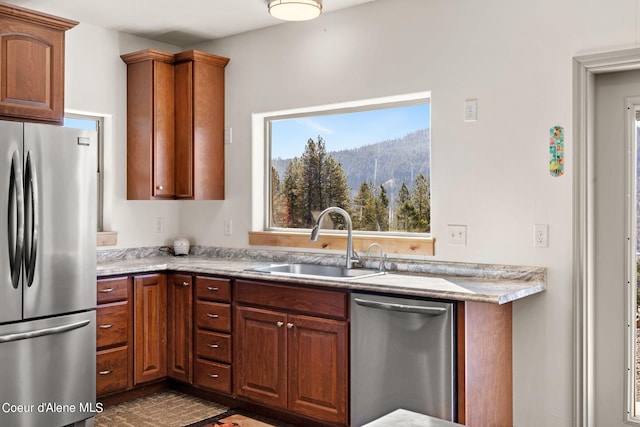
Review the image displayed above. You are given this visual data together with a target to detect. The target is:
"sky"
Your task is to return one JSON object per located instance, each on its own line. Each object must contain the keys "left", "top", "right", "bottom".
{"left": 271, "top": 103, "right": 430, "bottom": 159}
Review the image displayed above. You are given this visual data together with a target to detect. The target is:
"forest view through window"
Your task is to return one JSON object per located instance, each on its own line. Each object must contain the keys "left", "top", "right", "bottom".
{"left": 268, "top": 99, "right": 430, "bottom": 234}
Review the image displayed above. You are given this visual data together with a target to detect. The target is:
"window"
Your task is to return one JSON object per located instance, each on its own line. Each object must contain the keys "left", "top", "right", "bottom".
{"left": 266, "top": 95, "right": 430, "bottom": 236}
{"left": 63, "top": 114, "right": 104, "bottom": 232}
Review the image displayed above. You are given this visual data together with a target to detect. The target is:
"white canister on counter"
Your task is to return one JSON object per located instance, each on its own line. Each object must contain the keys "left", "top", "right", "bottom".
{"left": 173, "top": 237, "right": 190, "bottom": 256}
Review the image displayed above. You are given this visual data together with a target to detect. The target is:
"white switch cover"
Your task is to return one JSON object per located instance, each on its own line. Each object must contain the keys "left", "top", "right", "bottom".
{"left": 224, "top": 219, "right": 233, "bottom": 236}
{"left": 224, "top": 127, "right": 232, "bottom": 144}
{"left": 464, "top": 99, "right": 477, "bottom": 122}
{"left": 448, "top": 224, "right": 467, "bottom": 245}
{"left": 155, "top": 217, "right": 164, "bottom": 234}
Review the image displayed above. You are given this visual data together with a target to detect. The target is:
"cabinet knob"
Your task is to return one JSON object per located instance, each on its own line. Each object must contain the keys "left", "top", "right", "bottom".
{"left": 276, "top": 321, "right": 284, "bottom": 327}
{"left": 181, "top": 281, "right": 190, "bottom": 287}
{"left": 287, "top": 323, "right": 294, "bottom": 329}
{"left": 157, "top": 185, "right": 164, "bottom": 190}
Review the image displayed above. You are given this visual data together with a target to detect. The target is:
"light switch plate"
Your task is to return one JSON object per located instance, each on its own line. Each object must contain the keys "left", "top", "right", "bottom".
{"left": 448, "top": 224, "right": 467, "bottom": 245}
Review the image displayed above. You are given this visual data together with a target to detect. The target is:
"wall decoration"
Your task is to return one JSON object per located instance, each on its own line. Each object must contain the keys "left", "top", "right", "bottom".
{"left": 549, "top": 125, "right": 564, "bottom": 177}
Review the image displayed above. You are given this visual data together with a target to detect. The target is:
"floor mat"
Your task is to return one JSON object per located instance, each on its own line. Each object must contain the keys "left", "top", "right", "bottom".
{"left": 183, "top": 408, "right": 298, "bottom": 427}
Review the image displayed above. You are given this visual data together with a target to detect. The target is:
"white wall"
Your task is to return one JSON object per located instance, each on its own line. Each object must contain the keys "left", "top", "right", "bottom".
{"left": 60, "top": 0, "right": 640, "bottom": 425}
{"left": 64, "top": 23, "right": 183, "bottom": 248}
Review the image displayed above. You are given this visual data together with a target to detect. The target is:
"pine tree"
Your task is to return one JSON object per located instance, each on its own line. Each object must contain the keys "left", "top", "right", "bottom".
{"left": 282, "top": 157, "right": 305, "bottom": 227}
{"left": 375, "top": 184, "right": 389, "bottom": 231}
{"left": 411, "top": 173, "right": 430, "bottom": 232}
{"left": 394, "top": 182, "right": 414, "bottom": 231}
{"left": 353, "top": 181, "right": 376, "bottom": 230}
{"left": 270, "top": 166, "right": 287, "bottom": 227}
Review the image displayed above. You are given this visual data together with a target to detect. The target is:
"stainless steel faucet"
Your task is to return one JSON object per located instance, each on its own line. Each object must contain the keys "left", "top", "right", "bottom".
{"left": 310, "top": 206, "right": 359, "bottom": 269}
{"left": 366, "top": 242, "right": 386, "bottom": 272}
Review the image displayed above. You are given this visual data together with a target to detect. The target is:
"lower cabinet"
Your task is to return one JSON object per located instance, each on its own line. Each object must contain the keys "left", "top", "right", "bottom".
{"left": 167, "top": 273, "right": 193, "bottom": 383}
{"left": 133, "top": 273, "right": 168, "bottom": 384}
{"left": 96, "top": 276, "right": 133, "bottom": 397}
{"left": 234, "top": 280, "right": 349, "bottom": 425}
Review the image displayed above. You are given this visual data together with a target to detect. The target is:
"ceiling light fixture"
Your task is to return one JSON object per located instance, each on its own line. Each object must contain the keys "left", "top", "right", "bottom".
{"left": 268, "top": 0, "right": 323, "bottom": 21}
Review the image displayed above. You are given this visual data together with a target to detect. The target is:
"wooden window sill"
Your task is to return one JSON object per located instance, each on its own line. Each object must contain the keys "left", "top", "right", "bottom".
{"left": 97, "top": 231, "right": 118, "bottom": 247}
{"left": 248, "top": 231, "right": 435, "bottom": 256}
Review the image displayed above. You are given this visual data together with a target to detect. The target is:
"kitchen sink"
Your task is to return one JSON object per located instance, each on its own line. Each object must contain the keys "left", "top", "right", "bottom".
{"left": 248, "top": 263, "right": 386, "bottom": 280}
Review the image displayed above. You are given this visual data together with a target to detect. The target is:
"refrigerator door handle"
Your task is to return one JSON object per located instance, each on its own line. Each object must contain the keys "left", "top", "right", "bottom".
{"left": 8, "top": 150, "right": 24, "bottom": 289}
{"left": 23, "top": 151, "right": 38, "bottom": 287}
{"left": 0, "top": 319, "right": 91, "bottom": 343}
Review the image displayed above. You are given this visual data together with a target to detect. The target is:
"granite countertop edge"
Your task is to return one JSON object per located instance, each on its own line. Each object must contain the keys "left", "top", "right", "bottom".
{"left": 96, "top": 250, "right": 546, "bottom": 305}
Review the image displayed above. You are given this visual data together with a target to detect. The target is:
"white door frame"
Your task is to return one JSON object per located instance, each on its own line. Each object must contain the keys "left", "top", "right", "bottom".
{"left": 573, "top": 47, "right": 640, "bottom": 427}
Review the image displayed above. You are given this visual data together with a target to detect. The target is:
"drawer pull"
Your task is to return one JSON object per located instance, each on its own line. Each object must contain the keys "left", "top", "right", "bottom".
{"left": 208, "top": 373, "right": 219, "bottom": 379}
{"left": 98, "top": 324, "right": 113, "bottom": 329}
{"left": 206, "top": 313, "right": 219, "bottom": 318}
{"left": 98, "top": 288, "right": 114, "bottom": 293}
{"left": 207, "top": 286, "right": 219, "bottom": 292}
{"left": 99, "top": 370, "right": 112, "bottom": 375}
{"left": 276, "top": 321, "right": 284, "bottom": 327}
{"left": 207, "top": 343, "right": 219, "bottom": 348}
{"left": 182, "top": 281, "right": 190, "bottom": 287}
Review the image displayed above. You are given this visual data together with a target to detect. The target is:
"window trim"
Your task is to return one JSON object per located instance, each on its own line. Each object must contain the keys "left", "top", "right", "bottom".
{"left": 250, "top": 91, "right": 435, "bottom": 256}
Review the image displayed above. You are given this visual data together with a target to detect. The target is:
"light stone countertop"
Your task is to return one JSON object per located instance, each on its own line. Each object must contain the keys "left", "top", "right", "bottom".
{"left": 362, "top": 409, "right": 464, "bottom": 427}
{"left": 96, "top": 248, "right": 546, "bottom": 305}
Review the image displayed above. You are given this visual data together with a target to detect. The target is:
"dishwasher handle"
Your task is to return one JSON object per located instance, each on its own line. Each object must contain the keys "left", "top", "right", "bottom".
{"left": 354, "top": 297, "right": 448, "bottom": 316}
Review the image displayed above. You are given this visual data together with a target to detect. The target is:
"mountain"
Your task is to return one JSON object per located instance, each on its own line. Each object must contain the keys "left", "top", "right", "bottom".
{"left": 272, "top": 129, "right": 430, "bottom": 201}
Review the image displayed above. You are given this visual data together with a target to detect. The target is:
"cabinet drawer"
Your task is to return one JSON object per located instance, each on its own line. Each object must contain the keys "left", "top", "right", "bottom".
{"left": 196, "top": 330, "right": 231, "bottom": 363}
{"left": 235, "top": 280, "right": 348, "bottom": 319}
{"left": 97, "top": 277, "right": 129, "bottom": 304}
{"left": 96, "top": 346, "right": 129, "bottom": 396}
{"left": 96, "top": 303, "right": 129, "bottom": 349}
{"left": 195, "top": 301, "right": 231, "bottom": 332}
{"left": 194, "top": 359, "right": 231, "bottom": 394}
{"left": 195, "top": 276, "right": 231, "bottom": 302}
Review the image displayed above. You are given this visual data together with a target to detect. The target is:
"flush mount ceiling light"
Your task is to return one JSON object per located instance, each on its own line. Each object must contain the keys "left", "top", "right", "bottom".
{"left": 268, "top": 0, "right": 323, "bottom": 21}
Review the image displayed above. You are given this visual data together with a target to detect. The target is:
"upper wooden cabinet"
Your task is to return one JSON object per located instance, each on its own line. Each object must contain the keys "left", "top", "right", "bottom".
{"left": 0, "top": 3, "right": 77, "bottom": 125}
{"left": 121, "top": 49, "right": 229, "bottom": 200}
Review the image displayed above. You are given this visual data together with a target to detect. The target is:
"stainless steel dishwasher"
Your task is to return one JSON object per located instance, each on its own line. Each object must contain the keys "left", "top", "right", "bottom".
{"left": 350, "top": 292, "right": 455, "bottom": 427}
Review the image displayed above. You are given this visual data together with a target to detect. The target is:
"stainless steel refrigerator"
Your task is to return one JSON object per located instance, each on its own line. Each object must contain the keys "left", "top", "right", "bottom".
{"left": 0, "top": 121, "right": 97, "bottom": 427}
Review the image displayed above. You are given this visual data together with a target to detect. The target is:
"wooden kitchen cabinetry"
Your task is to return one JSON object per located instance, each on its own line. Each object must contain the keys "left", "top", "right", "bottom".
{"left": 167, "top": 273, "right": 193, "bottom": 383}
{"left": 193, "top": 276, "right": 233, "bottom": 394}
{"left": 121, "top": 50, "right": 175, "bottom": 200}
{"left": 0, "top": 4, "right": 77, "bottom": 124}
{"left": 134, "top": 273, "right": 167, "bottom": 384}
{"left": 174, "top": 50, "right": 229, "bottom": 200}
{"left": 121, "top": 49, "right": 229, "bottom": 200}
{"left": 234, "top": 280, "right": 348, "bottom": 426}
{"left": 457, "top": 300, "right": 513, "bottom": 427}
{"left": 96, "top": 276, "right": 133, "bottom": 397}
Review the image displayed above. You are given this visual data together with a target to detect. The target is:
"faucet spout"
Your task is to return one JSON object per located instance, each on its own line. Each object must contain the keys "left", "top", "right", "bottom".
{"left": 310, "top": 206, "right": 358, "bottom": 269}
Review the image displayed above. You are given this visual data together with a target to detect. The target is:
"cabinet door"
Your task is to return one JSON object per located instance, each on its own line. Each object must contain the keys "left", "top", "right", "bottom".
{"left": 134, "top": 273, "right": 167, "bottom": 384}
{"left": 235, "top": 306, "right": 287, "bottom": 409}
{"left": 0, "top": 12, "right": 74, "bottom": 124}
{"left": 288, "top": 314, "right": 348, "bottom": 425}
{"left": 167, "top": 274, "right": 193, "bottom": 383}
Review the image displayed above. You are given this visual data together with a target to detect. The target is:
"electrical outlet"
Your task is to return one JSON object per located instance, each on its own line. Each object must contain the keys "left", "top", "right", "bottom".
{"left": 155, "top": 217, "right": 164, "bottom": 234}
{"left": 534, "top": 224, "right": 549, "bottom": 248}
{"left": 448, "top": 224, "right": 467, "bottom": 245}
{"left": 224, "top": 219, "right": 233, "bottom": 236}
{"left": 464, "top": 99, "right": 477, "bottom": 122}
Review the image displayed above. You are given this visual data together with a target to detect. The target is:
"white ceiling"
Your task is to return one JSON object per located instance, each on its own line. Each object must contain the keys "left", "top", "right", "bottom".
{"left": 6, "top": 0, "right": 376, "bottom": 46}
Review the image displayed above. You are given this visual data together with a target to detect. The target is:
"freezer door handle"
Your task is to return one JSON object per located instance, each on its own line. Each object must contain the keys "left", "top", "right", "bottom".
{"left": 8, "top": 150, "right": 24, "bottom": 290}
{"left": 354, "top": 298, "right": 448, "bottom": 316}
{"left": 23, "top": 151, "right": 38, "bottom": 287}
{"left": 0, "top": 319, "right": 91, "bottom": 343}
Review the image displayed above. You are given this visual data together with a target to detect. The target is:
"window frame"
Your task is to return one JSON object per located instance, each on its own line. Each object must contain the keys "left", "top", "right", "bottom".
{"left": 250, "top": 92, "right": 435, "bottom": 256}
